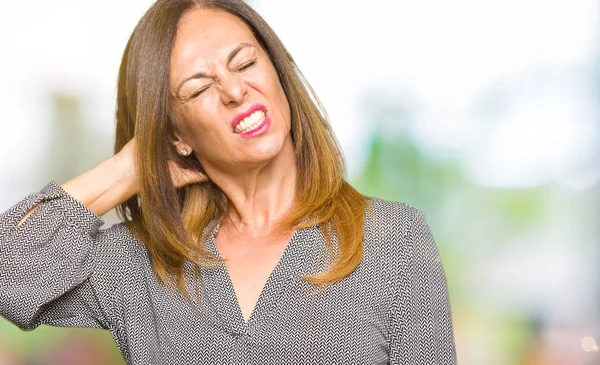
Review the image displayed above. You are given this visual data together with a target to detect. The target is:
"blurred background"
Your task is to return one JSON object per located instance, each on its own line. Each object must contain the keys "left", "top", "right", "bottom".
{"left": 0, "top": 0, "right": 598, "bottom": 364}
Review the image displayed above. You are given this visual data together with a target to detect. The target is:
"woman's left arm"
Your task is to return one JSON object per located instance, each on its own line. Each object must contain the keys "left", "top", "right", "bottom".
{"left": 388, "top": 211, "right": 457, "bottom": 364}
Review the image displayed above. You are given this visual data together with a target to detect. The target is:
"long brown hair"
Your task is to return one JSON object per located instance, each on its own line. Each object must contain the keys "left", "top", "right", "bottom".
{"left": 114, "top": 0, "right": 367, "bottom": 295}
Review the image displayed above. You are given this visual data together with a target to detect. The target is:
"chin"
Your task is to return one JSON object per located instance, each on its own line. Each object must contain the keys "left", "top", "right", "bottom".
{"left": 246, "top": 134, "right": 290, "bottom": 163}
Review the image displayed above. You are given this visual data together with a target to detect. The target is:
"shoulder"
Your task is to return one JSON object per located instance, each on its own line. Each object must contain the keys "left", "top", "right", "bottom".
{"left": 361, "top": 197, "right": 432, "bottom": 263}
{"left": 364, "top": 197, "right": 426, "bottom": 239}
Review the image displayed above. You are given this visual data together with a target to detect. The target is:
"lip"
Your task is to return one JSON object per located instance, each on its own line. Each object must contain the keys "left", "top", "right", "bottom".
{"left": 231, "top": 103, "right": 268, "bottom": 131}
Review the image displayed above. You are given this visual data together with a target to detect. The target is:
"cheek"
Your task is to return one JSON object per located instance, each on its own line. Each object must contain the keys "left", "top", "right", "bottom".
{"left": 267, "top": 70, "right": 287, "bottom": 101}
{"left": 264, "top": 68, "right": 290, "bottom": 115}
{"left": 273, "top": 81, "right": 291, "bottom": 127}
{"left": 249, "top": 69, "right": 290, "bottom": 121}
{"left": 172, "top": 109, "right": 207, "bottom": 145}
{"left": 248, "top": 61, "right": 282, "bottom": 95}
{"left": 181, "top": 97, "right": 219, "bottom": 130}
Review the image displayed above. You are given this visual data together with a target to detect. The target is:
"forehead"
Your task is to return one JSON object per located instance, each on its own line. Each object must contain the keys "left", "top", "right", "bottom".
{"left": 172, "top": 8, "right": 257, "bottom": 68}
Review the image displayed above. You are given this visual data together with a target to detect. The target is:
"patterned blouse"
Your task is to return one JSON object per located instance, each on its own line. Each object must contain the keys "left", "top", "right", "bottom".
{"left": 0, "top": 182, "right": 456, "bottom": 364}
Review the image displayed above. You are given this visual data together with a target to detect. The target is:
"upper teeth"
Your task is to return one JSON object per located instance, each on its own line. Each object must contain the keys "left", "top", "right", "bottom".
{"left": 235, "top": 110, "right": 266, "bottom": 133}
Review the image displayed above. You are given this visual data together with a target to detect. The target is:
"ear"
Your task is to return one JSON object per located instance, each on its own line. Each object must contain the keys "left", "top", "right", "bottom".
{"left": 171, "top": 131, "right": 193, "bottom": 157}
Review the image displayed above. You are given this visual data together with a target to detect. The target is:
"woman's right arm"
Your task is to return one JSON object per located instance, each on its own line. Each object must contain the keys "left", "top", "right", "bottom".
{"left": 17, "top": 139, "right": 138, "bottom": 227}
{"left": 1, "top": 138, "right": 207, "bottom": 331}
{"left": 60, "top": 152, "right": 138, "bottom": 217}
{"left": 18, "top": 137, "right": 207, "bottom": 226}
{"left": 0, "top": 180, "right": 114, "bottom": 330}
{"left": 0, "top": 140, "right": 137, "bottom": 330}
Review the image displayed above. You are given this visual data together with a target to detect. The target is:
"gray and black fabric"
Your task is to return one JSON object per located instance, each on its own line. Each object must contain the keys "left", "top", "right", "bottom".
{"left": 0, "top": 182, "right": 456, "bottom": 364}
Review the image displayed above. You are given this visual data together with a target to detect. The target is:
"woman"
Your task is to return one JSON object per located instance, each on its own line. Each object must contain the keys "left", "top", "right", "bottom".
{"left": 0, "top": 0, "right": 456, "bottom": 364}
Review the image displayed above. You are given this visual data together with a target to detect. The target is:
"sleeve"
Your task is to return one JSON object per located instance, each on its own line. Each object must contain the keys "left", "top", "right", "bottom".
{"left": 388, "top": 210, "right": 457, "bottom": 364}
{"left": 0, "top": 181, "right": 110, "bottom": 331}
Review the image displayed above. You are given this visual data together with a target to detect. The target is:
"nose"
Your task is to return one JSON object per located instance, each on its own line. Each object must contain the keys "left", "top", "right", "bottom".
{"left": 218, "top": 74, "right": 248, "bottom": 106}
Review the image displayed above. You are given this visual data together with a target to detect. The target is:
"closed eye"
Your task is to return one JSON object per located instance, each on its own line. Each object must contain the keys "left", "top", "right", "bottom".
{"left": 189, "top": 85, "right": 210, "bottom": 99}
{"left": 236, "top": 61, "right": 256, "bottom": 72}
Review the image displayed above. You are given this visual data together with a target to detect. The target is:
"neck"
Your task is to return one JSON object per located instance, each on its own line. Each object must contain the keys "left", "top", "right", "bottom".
{"left": 204, "top": 136, "right": 297, "bottom": 237}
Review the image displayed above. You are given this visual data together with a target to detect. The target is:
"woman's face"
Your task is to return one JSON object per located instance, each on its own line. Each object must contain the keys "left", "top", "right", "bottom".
{"left": 169, "top": 8, "right": 292, "bottom": 175}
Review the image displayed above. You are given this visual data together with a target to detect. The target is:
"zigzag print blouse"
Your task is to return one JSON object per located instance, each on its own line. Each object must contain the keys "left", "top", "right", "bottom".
{"left": 0, "top": 182, "right": 456, "bottom": 364}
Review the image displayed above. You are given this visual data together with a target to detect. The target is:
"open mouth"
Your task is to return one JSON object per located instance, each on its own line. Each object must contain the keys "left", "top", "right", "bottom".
{"left": 231, "top": 103, "right": 270, "bottom": 137}
{"left": 233, "top": 109, "right": 267, "bottom": 134}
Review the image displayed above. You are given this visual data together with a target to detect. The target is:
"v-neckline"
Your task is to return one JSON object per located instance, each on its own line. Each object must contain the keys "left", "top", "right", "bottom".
{"left": 200, "top": 223, "right": 317, "bottom": 336}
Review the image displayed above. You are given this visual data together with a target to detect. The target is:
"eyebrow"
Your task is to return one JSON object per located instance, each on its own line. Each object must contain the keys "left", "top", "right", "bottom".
{"left": 175, "top": 42, "right": 255, "bottom": 96}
